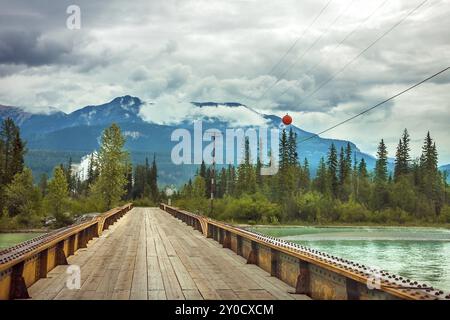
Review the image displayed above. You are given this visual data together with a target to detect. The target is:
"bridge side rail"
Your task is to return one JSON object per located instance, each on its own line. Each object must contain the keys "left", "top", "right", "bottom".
{"left": 0, "top": 203, "right": 133, "bottom": 300}
{"left": 160, "top": 203, "right": 448, "bottom": 301}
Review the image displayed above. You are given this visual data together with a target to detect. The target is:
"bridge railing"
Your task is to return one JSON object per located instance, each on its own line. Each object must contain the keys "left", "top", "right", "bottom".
{"left": 0, "top": 203, "right": 133, "bottom": 300}
{"left": 160, "top": 203, "right": 449, "bottom": 300}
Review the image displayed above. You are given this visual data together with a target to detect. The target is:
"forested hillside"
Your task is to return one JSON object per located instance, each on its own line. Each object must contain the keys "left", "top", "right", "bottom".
{"left": 175, "top": 128, "right": 450, "bottom": 225}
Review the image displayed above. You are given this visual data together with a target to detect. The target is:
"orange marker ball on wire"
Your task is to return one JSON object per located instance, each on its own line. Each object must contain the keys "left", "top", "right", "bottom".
{"left": 282, "top": 113, "right": 292, "bottom": 125}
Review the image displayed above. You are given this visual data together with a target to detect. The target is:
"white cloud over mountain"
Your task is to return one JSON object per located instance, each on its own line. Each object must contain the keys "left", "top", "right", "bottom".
{"left": 0, "top": 0, "right": 449, "bottom": 162}
{"left": 139, "top": 96, "right": 269, "bottom": 127}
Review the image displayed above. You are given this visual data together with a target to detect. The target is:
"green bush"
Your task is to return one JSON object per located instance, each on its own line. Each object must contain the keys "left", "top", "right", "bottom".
{"left": 381, "top": 207, "right": 411, "bottom": 224}
{"left": 214, "top": 193, "right": 280, "bottom": 223}
{"left": 133, "top": 197, "right": 157, "bottom": 207}
{"left": 438, "top": 206, "right": 450, "bottom": 223}
{"left": 0, "top": 209, "right": 20, "bottom": 230}
{"left": 293, "top": 192, "right": 336, "bottom": 223}
{"left": 174, "top": 196, "right": 210, "bottom": 216}
{"left": 335, "top": 201, "right": 371, "bottom": 222}
{"left": 4, "top": 169, "right": 44, "bottom": 227}
{"left": 413, "top": 194, "right": 435, "bottom": 220}
{"left": 389, "top": 176, "right": 417, "bottom": 213}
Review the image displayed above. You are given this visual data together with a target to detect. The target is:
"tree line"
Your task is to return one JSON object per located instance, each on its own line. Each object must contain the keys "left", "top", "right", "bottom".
{"left": 175, "top": 128, "right": 450, "bottom": 225}
{"left": 0, "top": 119, "right": 160, "bottom": 229}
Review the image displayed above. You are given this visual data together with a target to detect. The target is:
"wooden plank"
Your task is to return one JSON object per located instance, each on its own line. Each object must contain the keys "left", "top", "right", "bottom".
{"left": 28, "top": 207, "right": 310, "bottom": 301}
{"left": 130, "top": 210, "right": 148, "bottom": 300}
{"left": 159, "top": 256, "right": 184, "bottom": 300}
{"left": 169, "top": 256, "right": 198, "bottom": 291}
{"left": 173, "top": 249, "right": 221, "bottom": 299}
{"left": 216, "top": 289, "right": 239, "bottom": 300}
{"left": 183, "top": 289, "right": 203, "bottom": 300}
{"left": 112, "top": 290, "right": 130, "bottom": 300}
{"left": 92, "top": 215, "right": 135, "bottom": 299}
{"left": 148, "top": 290, "right": 167, "bottom": 300}
{"left": 147, "top": 256, "right": 164, "bottom": 291}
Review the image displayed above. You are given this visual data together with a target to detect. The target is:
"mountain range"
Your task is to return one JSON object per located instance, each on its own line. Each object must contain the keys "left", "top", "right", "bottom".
{"left": 1, "top": 95, "right": 448, "bottom": 186}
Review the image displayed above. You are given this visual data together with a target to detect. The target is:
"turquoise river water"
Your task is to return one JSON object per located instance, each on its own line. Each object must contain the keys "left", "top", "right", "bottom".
{"left": 251, "top": 226, "right": 450, "bottom": 292}
{"left": 0, "top": 233, "right": 43, "bottom": 250}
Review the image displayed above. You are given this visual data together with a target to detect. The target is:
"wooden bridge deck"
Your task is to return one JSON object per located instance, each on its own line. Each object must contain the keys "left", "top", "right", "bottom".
{"left": 28, "top": 208, "right": 309, "bottom": 300}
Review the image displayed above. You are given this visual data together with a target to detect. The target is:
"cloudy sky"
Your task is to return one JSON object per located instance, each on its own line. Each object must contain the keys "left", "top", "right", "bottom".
{"left": 0, "top": 0, "right": 449, "bottom": 163}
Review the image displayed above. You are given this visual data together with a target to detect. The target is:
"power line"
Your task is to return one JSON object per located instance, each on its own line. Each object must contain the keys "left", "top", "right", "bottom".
{"left": 257, "top": 0, "right": 334, "bottom": 97}
{"left": 302, "top": 0, "right": 389, "bottom": 87}
{"left": 258, "top": 0, "right": 356, "bottom": 102}
{"left": 298, "top": 66, "right": 450, "bottom": 144}
{"left": 298, "top": 0, "right": 429, "bottom": 105}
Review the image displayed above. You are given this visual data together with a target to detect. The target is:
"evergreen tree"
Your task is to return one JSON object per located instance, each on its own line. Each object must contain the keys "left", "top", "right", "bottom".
{"left": 401, "top": 128, "right": 411, "bottom": 170}
{"left": 0, "top": 118, "right": 15, "bottom": 184}
{"left": 287, "top": 128, "right": 298, "bottom": 165}
{"left": 87, "top": 153, "right": 99, "bottom": 186}
{"left": 394, "top": 129, "right": 411, "bottom": 181}
{"left": 338, "top": 143, "right": 353, "bottom": 201}
{"left": 394, "top": 138, "right": 403, "bottom": 181}
{"left": 10, "top": 129, "right": 25, "bottom": 177}
{"left": 420, "top": 132, "right": 438, "bottom": 173}
{"left": 144, "top": 157, "right": 151, "bottom": 197}
{"left": 236, "top": 137, "right": 256, "bottom": 195}
{"left": 374, "top": 139, "right": 388, "bottom": 183}
{"left": 65, "top": 157, "right": 75, "bottom": 196}
{"left": 205, "top": 167, "right": 212, "bottom": 198}
{"left": 192, "top": 175, "right": 206, "bottom": 198}
{"left": 355, "top": 158, "right": 370, "bottom": 205}
{"left": 0, "top": 118, "right": 25, "bottom": 185}
{"left": 419, "top": 132, "right": 442, "bottom": 214}
{"left": 131, "top": 156, "right": 159, "bottom": 201}
{"left": 338, "top": 146, "right": 346, "bottom": 185}
{"left": 278, "top": 129, "right": 298, "bottom": 199}
{"left": 345, "top": 143, "right": 352, "bottom": 173}
{"left": 124, "top": 162, "right": 133, "bottom": 200}
{"left": 218, "top": 167, "right": 227, "bottom": 198}
{"left": 149, "top": 154, "right": 159, "bottom": 202}
{"left": 39, "top": 173, "right": 48, "bottom": 196}
{"left": 132, "top": 164, "right": 146, "bottom": 198}
{"left": 327, "top": 143, "right": 339, "bottom": 198}
{"left": 351, "top": 154, "right": 358, "bottom": 198}
{"left": 256, "top": 146, "right": 263, "bottom": 188}
{"left": 183, "top": 179, "right": 193, "bottom": 197}
{"left": 5, "top": 168, "right": 41, "bottom": 223}
{"left": 279, "top": 129, "right": 289, "bottom": 170}
{"left": 91, "top": 123, "right": 129, "bottom": 209}
{"left": 199, "top": 160, "right": 207, "bottom": 179}
{"left": 299, "top": 158, "right": 310, "bottom": 190}
{"left": 74, "top": 175, "right": 85, "bottom": 197}
{"left": 46, "top": 166, "right": 70, "bottom": 226}
{"left": 314, "top": 157, "right": 329, "bottom": 195}
{"left": 358, "top": 158, "right": 368, "bottom": 178}
{"left": 0, "top": 137, "right": 3, "bottom": 181}
{"left": 373, "top": 139, "right": 389, "bottom": 209}
{"left": 226, "top": 164, "right": 236, "bottom": 196}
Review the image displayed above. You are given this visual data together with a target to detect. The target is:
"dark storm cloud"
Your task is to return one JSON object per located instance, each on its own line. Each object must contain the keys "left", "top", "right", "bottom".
{"left": 0, "top": 30, "right": 72, "bottom": 66}
{"left": 0, "top": 0, "right": 448, "bottom": 162}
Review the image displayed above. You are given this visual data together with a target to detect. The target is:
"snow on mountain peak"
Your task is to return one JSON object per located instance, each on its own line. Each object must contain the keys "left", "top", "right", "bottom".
{"left": 138, "top": 96, "right": 268, "bottom": 127}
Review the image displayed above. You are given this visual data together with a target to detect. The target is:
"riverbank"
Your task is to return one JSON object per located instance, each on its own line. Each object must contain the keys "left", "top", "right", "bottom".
{"left": 237, "top": 221, "right": 450, "bottom": 229}
{"left": 0, "top": 232, "right": 45, "bottom": 250}
{"left": 0, "top": 228, "right": 49, "bottom": 234}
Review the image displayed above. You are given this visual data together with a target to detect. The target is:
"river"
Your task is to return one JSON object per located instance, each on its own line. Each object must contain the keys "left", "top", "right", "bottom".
{"left": 0, "top": 233, "right": 44, "bottom": 250}
{"left": 251, "top": 225, "right": 450, "bottom": 292}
